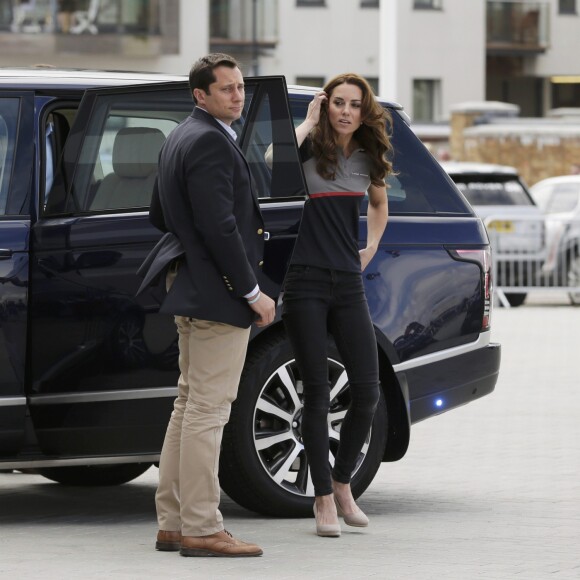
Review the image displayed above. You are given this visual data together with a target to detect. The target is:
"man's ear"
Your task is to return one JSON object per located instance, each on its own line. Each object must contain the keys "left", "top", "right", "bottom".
{"left": 193, "top": 88, "right": 205, "bottom": 106}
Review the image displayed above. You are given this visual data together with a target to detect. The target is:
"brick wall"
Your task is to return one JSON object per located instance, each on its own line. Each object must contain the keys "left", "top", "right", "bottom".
{"left": 450, "top": 103, "right": 580, "bottom": 186}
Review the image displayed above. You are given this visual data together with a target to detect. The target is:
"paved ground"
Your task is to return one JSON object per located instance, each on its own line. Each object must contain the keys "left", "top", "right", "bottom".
{"left": 1, "top": 293, "right": 579, "bottom": 579}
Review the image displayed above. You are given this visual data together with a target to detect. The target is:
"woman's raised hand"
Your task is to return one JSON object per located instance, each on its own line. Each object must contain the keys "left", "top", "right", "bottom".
{"left": 295, "top": 91, "right": 327, "bottom": 146}
{"left": 305, "top": 91, "right": 327, "bottom": 127}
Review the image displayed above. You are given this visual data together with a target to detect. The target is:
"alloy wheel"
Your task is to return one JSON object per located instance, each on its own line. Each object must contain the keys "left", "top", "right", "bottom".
{"left": 252, "top": 357, "right": 369, "bottom": 497}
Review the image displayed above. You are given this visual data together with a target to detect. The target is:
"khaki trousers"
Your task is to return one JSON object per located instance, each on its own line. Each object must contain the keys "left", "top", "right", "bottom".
{"left": 155, "top": 272, "right": 250, "bottom": 535}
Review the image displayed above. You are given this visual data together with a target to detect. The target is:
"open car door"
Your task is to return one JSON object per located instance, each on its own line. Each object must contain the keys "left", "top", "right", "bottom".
{"left": 27, "top": 77, "right": 305, "bottom": 462}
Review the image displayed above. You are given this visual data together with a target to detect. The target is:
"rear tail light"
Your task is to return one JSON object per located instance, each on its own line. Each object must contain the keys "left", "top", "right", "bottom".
{"left": 449, "top": 248, "right": 492, "bottom": 331}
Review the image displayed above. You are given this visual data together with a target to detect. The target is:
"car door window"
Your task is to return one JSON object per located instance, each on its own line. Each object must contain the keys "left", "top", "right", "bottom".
{"left": 529, "top": 183, "right": 551, "bottom": 210}
{"left": 44, "top": 88, "right": 192, "bottom": 216}
{"left": 239, "top": 81, "right": 307, "bottom": 200}
{"left": 42, "top": 107, "right": 77, "bottom": 206}
{"left": 0, "top": 98, "right": 19, "bottom": 214}
{"left": 87, "top": 115, "right": 179, "bottom": 211}
{"left": 454, "top": 178, "right": 533, "bottom": 206}
{"left": 546, "top": 185, "right": 580, "bottom": 213}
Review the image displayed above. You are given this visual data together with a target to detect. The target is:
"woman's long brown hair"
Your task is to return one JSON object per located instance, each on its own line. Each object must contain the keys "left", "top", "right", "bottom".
{"left": 310, "top": 73, "right": 394, "bottom": 187}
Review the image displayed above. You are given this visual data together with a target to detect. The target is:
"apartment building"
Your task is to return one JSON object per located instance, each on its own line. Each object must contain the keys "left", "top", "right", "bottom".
{"left": 0, "top": 0, "right": 579, "bottom": 121}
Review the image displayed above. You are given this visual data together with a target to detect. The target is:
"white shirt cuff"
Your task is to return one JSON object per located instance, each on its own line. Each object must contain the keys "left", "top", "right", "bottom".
{"left": 244, "top": 285, "right": 260, "bottom": 299}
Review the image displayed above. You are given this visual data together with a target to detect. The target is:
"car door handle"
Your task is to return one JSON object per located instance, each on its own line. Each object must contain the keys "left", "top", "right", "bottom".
{"left": 0, "top": 249, "right": 13, "bottom": 260}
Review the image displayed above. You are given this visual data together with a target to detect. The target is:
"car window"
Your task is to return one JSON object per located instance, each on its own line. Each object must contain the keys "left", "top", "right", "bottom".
{"left": 0, "top": 98, "right": 19, "bottom": 215}
{"left": 97, "top": 116, "right": 178, "bottom": 178}
{"left": 44, "top": 88, "right": 193, "bottom": 216}
{"left": 546, "top": 184, "right": 580, "bottom": 214}
{"left": 289, "top": 94, "right": 471, "bottom": 215}
{"left": 453, "top": 178, "right": 534, "bottom": 206}
{"left": 239, "top": 83, "right": 307, "bottom": 199}
{"left": 42, "top": 107, "right": 77, "bottom": 206}
{"left": 529, "top": 183, "right": 551, "bottom": 210}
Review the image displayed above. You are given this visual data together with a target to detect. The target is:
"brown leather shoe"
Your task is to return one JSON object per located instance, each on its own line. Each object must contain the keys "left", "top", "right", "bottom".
{"left": 155, "top": 530, "right": 182, "bottom": 552}
{"left": 180, "top": 530, "right": 263, "bottom": 558}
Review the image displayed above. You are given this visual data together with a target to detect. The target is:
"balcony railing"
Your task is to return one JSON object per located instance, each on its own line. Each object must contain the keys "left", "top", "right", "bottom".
{"left": 487, "top": 1, "right": 550, "bottom": 54}
{"left": 0, "top": 0, "right": 163, "bottom": 34}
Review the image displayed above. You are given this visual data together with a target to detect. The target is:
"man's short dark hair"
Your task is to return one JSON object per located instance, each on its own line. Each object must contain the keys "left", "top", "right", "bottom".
{"left": 189, "top": 53, "right": 240, "bottom": 103}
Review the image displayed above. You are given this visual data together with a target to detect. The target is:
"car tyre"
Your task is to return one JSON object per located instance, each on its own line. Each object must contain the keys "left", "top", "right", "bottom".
{"left": 219, "top": 331, "right": 387, "bottom": 517}
{"left": 37, "top": 463, "right": 152, "bottom": 486}
{"left": 505, "top": 293, "right": 527, "bottom": 307}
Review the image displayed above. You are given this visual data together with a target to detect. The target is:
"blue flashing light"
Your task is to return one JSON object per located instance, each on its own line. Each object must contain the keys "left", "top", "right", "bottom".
{"left": 435, "top": 399, "right": 443, "bottom": 407}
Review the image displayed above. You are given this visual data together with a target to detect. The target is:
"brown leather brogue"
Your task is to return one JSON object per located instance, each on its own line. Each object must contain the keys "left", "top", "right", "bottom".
{"left": 180, "top": 530, "right": 263, "bottom": 557}
{"left": 155, "top": 530, "right": 182, "bottom": 552}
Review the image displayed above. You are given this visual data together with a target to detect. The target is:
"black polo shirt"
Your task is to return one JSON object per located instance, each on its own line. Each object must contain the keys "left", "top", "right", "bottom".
{"left": 290, "top": 142, "right": 372, "bottom": 272}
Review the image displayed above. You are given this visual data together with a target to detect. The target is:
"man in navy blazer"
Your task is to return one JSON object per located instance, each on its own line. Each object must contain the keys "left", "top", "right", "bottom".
{"left": 142, "top": 54, "right": 275, "bottom": 558}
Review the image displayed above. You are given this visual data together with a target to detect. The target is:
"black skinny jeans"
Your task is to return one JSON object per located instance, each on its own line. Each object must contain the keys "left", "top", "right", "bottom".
{"left": 282, "top": 265, "right": 380, "bottom": 497}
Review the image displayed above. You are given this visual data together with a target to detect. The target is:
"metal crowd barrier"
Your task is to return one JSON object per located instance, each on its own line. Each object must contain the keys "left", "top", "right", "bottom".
{"left": 483, "top": 214, "right": 580, "bottom": 307}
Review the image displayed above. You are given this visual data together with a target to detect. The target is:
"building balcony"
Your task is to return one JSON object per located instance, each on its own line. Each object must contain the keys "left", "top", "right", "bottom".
{"left": 209, "top": 37, "right": 277, "bottom": 55}
{"left": 486, "top": 1, "right": 550, "bottom": 55}
{"left": 0, "top": 0, "right": 179, "bottom": 56}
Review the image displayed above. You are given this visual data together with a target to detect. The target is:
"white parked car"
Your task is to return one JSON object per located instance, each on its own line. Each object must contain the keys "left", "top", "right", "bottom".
{"left": 441, "top": 162, "right": 545, "bottom": 306}
{"left": 529, "top": 175, "right": 580, "bottom": 304}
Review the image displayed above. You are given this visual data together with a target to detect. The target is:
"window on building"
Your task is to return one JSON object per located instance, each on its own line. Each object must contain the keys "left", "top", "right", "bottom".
{"left": 551, "top": 80, "right": 580, "bottom": 109}
{"left": 559, "top": 0, "right": 577, "bottom": 14}
{"left": 413, "top": 79, "right": 441, "bottom": 122}
{"left": 296, "top": 0, "right": 326, "bottom": 6}
{"left": 91, "top": 0, "right": 161, "bottom": 34}
{"left": 296, "top": 76, "right": 325, "bottom": 88}
{"left": 414, "top": 0, "right": 443, "bottom": 9}
{"left": 361, "top": 0, "right": 379, "bottom": 7}
{"left": 210, "top": 0, "right": 229, "bottom": 37}
{"left": 366, "top": 78, "right": 379, "bottom": 95}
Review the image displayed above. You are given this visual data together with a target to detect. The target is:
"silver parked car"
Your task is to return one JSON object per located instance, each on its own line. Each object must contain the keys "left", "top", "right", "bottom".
{"left": 529, "top": 175, "right": 580, "bottom": 304}
{"left": 441, "top": 162, "right": 545, "bottom": 306}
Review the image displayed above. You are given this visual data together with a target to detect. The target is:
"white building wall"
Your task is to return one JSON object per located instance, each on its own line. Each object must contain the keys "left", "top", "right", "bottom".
{"left": 380, "top": 0, "right": 485, "bottom": 120}
{"left": 532, "top": 0, "right": 580, "bottom": 76}
{"left": 259, "top": 1, "right": 380, "bottom": 84}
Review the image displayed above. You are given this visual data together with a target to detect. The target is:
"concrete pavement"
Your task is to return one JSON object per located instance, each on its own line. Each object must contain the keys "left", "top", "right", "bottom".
{"left": 1, "top": 298, "right": 579, "bottom": 579}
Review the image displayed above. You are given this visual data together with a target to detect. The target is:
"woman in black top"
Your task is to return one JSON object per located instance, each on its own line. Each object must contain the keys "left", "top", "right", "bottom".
{"left": 282, "top": 74, "right": 393, "bottom": 537}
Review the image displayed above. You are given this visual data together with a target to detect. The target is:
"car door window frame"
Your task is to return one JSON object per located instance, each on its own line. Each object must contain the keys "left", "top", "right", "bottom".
{"left": 0, "top": 91, "right": 34, "bottom": 217}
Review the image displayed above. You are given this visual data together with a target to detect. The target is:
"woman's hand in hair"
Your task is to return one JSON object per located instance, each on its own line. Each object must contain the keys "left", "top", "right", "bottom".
{"left": 306, "top": 91, "right": 327, "bottom": 126}
{"left": 295, "top": 91, "right": 327, "bottom": 147}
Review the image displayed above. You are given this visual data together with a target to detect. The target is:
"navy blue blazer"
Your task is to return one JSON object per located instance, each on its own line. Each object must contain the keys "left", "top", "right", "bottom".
{"left": 137, "top": 107, "right": 265, "bottom": 328}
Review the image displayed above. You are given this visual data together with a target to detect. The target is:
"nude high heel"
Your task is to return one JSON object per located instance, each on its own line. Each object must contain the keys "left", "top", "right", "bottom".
{"left": 313, "top": 503, "right": 341, "bottom": 537}
{"left": 334, "top": 496, "right": 369, "bottom": 527}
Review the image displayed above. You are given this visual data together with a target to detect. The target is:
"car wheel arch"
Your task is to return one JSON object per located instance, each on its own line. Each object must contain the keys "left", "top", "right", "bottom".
{"left": 376, "top": 338, "right": 411, "bottom": 462}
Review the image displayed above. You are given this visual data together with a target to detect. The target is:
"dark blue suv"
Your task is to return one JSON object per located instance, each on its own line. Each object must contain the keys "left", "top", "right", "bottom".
{"left": 0, "top": 69, "right": 500, "bottom": 516}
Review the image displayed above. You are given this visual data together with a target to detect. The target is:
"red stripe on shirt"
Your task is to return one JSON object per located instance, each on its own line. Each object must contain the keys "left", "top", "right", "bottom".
{"left": 309, "top": 191, "right": 365, "bottom": 198}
